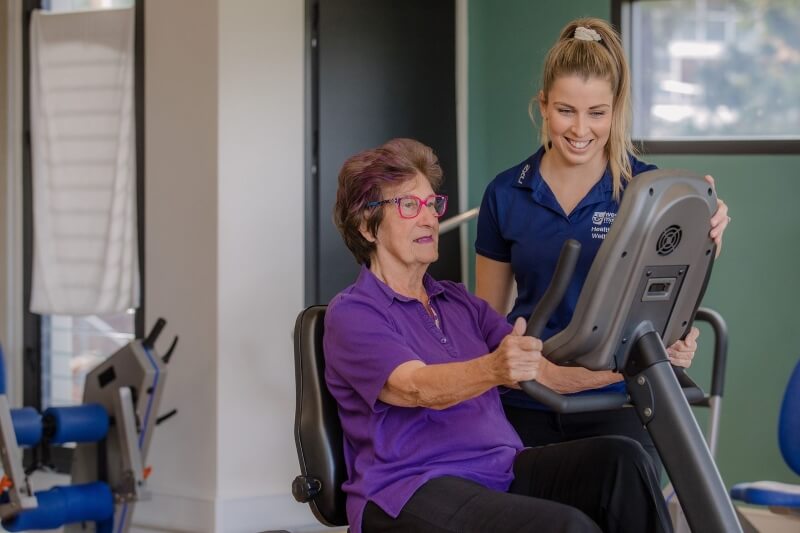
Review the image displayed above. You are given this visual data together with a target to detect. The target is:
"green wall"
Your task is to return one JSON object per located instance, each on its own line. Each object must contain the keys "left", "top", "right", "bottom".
{"left": 467, "top": 1, "right": 800, "bottom": 489}
{"left": 648, "top": 154, "right": 800, "bottom": 488}
{"left": 467, "top": 0, "right": 609, "bottom": 285}
{"left": 468, "top": 0, "right": 609, "bottom": 210}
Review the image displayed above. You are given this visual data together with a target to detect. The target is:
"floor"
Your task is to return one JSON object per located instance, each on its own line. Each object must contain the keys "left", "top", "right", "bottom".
{"left": 7, "top": 471, "right": 795, "bottom": 533}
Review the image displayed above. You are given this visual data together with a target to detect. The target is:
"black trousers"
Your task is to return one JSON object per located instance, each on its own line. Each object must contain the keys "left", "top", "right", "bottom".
{"left": 362, "top": 436, "right": 672, "bottom": 533}
{"left": 503, "top": 404, "right": 663, "bottom": 475}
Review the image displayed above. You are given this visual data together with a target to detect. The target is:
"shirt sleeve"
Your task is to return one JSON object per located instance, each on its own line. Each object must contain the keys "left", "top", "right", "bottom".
{"left": 457, "top": 283, "right": 513, "bottom": 351}
{"left": 631, "top": 154, "right": 659, "bottom": 175}
{"left": 323, "top": 296, "right": 422, "bottom": 412}
{"left": 475, "top": 179, "right": 511, "bottom": 262}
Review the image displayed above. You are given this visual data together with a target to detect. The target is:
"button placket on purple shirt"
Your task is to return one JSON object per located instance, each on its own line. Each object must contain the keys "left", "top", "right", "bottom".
{"left": 421, "top": 298, "right": 456, "bottom": 355}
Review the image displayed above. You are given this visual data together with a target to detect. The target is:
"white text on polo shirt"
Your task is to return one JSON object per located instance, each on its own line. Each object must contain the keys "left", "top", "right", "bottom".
{"left": 517, "top": 164, "right": 530, "bottom": 184}
{"left": 591, "top": 211, "right": 616, "bottom": 239}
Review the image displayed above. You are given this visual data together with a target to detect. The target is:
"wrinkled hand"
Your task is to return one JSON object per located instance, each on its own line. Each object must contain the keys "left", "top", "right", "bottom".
{"left": 667, "top": 327, "right": 700, "bottom": 368}
{"left": 489, "top": 317, "right": 543, "bottom": 387}
{"left": 705, "top": 175, "right": 730, "bottom": 258}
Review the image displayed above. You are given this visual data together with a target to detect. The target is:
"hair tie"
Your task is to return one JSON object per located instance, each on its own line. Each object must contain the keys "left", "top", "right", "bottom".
{"left": 574, "top": 26, "right": 602, "bottom": 42}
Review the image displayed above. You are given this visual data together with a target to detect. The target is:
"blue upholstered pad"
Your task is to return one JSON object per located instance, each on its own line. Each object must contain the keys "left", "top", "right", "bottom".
{"left": 730, "top": 481, "right": 800, "bottom": 507}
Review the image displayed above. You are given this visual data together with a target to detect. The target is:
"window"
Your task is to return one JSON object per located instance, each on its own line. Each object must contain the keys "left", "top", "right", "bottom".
{"left": 22, "top": 0, "right": 143, "bottom": 425}
{"left": 45, "top": 0, "right": 134, "bottom": 11}
{"left": 43, "top": 312, "right": 135, "bottom": 406}
{"left": 32, "top": 0, "right": 139, "bottom": 408}
{"left": 617, "top": 0, "right": 800, "bottom": 151}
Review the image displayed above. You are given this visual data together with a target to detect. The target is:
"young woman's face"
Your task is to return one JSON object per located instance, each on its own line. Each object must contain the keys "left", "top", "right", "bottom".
{"left": 540, "top": 75, "right": 614, "bottom": 170}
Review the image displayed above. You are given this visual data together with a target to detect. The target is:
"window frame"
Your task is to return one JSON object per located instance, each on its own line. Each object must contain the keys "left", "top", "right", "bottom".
{"left": 612, "top": 0, "right": 800, "bottom": 155}
{"left": 21, "top": 0, "right": 145, "bottom": 471}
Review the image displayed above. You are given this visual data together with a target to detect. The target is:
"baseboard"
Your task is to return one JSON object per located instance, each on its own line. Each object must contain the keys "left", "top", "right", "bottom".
{"left": 129, "top": 489, "right": 327, "bottom": 532}
{"left": 128, "top": 490, "right": 216, "bottom": 533}
{"left": 736, "top": 506, "right": 800, "bottom": 533}
{"left": 15, "top": 482, "right": 333, "bottom": 532}
{"left": 215, "top": 492, "right": 332, "bottom": 533}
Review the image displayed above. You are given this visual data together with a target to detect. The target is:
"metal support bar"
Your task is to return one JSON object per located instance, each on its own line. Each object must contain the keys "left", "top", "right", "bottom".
{"left": 111, "top": 387, "right": 145, "bottom": 503}
{"left": 0, "top": 396, "right": 36, "bottom": 519}
{"left": 439, "top": 207, "right": 478, "bottom": 234}
{"left": 625, "top": 331, "right": 741, "bottom": 533}
{"left": 706, "top": 395, "right": 722, "bottom": 458}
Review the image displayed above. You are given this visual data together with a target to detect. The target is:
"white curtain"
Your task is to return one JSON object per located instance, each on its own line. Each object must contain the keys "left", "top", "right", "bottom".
{"left": 29, "top": 8, "right": 139, "bottom": 315}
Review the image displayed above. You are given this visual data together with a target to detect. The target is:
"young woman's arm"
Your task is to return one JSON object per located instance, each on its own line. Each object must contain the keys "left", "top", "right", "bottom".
{"left": 475, "top": 254, "right": 515, "bottom": 316}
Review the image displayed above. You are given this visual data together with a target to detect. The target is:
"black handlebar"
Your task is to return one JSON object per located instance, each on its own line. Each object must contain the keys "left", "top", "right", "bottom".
{"left": 518, "top": 380, "right": 628, "bottom": 413}
{"left": 143, "top": 318, "right": 167, "bottom": 349}
{"left": 524, "top": 239, "right": 581, "bottom": 338}
{"left": 672, "top": 307, "right": 729, "bottom": 407}
{"left": 518, "top": 240, "right": 629, "bottom": 413}
{"left": 694, "top": 307, "right": 728, "bottom": 398}
{"left": 673, "top": 367, "right": 706, "bottom": 404}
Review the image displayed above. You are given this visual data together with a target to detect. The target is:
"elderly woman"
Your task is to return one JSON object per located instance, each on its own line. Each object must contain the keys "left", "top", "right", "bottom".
{"left": 324, "top": 138, "right": 671, "bottom": 533}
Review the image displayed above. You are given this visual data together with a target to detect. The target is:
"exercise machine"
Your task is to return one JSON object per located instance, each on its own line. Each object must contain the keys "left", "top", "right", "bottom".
{"left": 0, "top": 318, "right": 177, "bottom": 532}
{"left": 520, "top": 169, "right": 741, "bottom": 532}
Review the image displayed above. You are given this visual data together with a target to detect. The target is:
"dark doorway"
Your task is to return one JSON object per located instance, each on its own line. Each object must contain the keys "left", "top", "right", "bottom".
{"left": 306, "top": 0, "right": 460, "bottom": 305}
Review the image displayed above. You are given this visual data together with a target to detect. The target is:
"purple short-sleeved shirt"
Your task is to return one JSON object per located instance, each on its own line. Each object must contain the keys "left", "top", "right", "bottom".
{"left": 323, "top": 266, "right": 522, "bottom": 533}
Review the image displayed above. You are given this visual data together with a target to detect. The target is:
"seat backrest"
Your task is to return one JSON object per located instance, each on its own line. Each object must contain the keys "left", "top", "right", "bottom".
{"left": 779, "top": 359, "right": 800, "bottom": 476}
{"left": 292, "top": 305, "right": 348, "bottom": 527}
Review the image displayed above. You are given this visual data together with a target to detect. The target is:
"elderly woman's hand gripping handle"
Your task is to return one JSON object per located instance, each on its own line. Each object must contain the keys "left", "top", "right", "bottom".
{"left": 486, "top": 318, "right": 543, "bottom": 388}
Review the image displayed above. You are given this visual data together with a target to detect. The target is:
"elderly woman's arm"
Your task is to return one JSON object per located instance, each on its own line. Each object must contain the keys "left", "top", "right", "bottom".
{"left": 380, "top": 318, "right": 542, "bottom": 410}
{"left": 502, "top": 327, "right": 701, "bottom": 394}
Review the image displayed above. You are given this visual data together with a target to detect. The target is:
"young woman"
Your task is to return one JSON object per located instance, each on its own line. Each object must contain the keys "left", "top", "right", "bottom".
{"left": 475, "top": 18, "right": 730, "bottom": 466}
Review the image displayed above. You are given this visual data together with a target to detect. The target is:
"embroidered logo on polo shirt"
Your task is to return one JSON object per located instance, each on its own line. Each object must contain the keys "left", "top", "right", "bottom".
{"left": 591, "top": 211, "right": 616, "bottom": 239}
{"left": 517, "top": 164, "right": 530, "bottom": 184}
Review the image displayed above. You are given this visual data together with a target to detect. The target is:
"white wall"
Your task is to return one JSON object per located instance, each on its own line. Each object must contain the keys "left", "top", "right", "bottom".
{"left": 1, "top": 1, "right": 8, "bottom": 364}
{"left": 2, "top": 0, "right": 24, "bottom": 407}
{"left": 139, "top": 0, "right": 220, "bottom": 530}
{"left": 216, "top": 0, "right": 307, "bottom": 531}
{"left": 140, "top": 1, "right": 310, "bottom": 531}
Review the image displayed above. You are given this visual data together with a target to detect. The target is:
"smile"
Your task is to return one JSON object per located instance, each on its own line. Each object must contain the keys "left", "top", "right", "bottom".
{"left": 414, "top": 236, "right": 434, "bottom": 244}
{"left": 567, "top": 138, "right": 592, "bottom": 149}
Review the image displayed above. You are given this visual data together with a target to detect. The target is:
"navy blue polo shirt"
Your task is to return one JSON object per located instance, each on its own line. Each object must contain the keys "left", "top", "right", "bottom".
{"left": 476, "top": 146, "right": 657, "bottom": 408}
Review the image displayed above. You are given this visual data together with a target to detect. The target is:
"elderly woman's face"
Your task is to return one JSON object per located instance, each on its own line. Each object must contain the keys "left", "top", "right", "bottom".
{"left": 366, "top": 173, "right": 440, "bottom": 271}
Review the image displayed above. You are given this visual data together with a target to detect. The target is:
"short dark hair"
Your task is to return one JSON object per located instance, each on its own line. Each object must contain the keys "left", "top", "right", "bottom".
{"left": 334, "top": 138, "right": 443, "bottom": 265}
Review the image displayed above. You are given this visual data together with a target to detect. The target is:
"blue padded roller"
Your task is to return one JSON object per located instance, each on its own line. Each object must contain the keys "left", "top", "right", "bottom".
{"left": 10, "top": 407, "right": 42, "bottom": 447}
{"left": 2, "top": 482, "right": 114, "bottom": 531}
{"left": 44, "top": 404, "right": 109, "bottom": 444}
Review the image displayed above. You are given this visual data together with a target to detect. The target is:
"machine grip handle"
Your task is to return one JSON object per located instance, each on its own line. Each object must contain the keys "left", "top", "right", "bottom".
{"left": 519, "top": 381, "right": 628, "bottom": 414}
{"left": 143, "top": 318, "right": 167, "bottom": 349}
{"left": 519, "top": 240, "right": 595, "bottom": 412}
{"left": 673, "top": 367, "right": 706, "bottom": 404}
{"left": 525, "top": 239, "right": 581, "bottom": 338}
{"left": 694, "top": 307, "right": 728, "bottom": 398}
{"left": 670, "top": 307, "right": 728, "bottom": 406}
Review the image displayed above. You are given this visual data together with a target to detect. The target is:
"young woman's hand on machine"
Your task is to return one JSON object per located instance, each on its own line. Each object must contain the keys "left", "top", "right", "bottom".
{"left": 705, "top": 175, "right": 731, "bottom": 258}
{"left": 666, "top": 327, "right": 700, "bottom": 369}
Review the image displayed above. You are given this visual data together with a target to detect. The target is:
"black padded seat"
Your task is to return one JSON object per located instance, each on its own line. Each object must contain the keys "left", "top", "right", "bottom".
{"left": 292, "top": 305, "right": 348, "bottom": 528}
